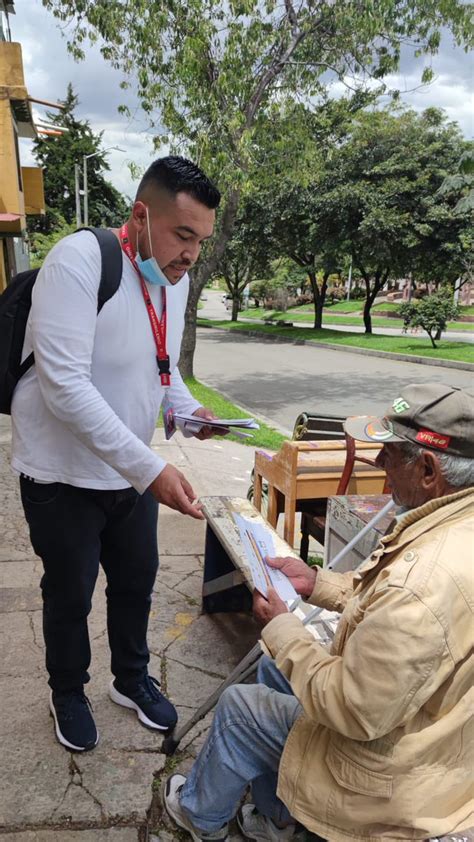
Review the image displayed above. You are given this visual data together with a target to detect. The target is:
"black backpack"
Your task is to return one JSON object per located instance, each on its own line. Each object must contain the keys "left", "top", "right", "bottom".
{"left": 0, "top": 227, "right": 123, "bottom": 415}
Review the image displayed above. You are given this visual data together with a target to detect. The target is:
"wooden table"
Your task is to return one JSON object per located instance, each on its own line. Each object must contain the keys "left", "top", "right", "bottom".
{"left": 254, "top": 439, "right": 387, "bottom": 547}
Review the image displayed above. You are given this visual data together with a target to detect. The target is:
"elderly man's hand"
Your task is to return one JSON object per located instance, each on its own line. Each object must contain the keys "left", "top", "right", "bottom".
{"left": 253, "top": 587, "right": 289, "bottom": 626}
{"left": 266, "top": 556, "right": 317, "bottom": 598}
{"left": 191, "top": 407, "right": 229, "bottom": 440}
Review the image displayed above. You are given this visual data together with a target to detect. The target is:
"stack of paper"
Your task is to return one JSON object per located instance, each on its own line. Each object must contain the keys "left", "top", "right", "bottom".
{"left": 233, "top": 514, "right": 298, "bottom": 603}
{"left": 174, "top": 413, "right": 260, "bottom": 439}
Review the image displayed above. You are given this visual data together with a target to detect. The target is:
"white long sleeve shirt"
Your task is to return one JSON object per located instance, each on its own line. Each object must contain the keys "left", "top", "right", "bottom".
{"left": 11, "top": 230, "right": 201, "bottom": 493}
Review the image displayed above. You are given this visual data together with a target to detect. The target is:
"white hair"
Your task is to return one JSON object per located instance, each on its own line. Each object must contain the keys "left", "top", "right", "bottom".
{"left": 401, "top": 442, "right": 474, "bottom": 488}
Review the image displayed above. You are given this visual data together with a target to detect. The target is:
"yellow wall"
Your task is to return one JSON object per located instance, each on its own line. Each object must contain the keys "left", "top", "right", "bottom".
{"left": 0, "top": 96, "right": 24, "bottom": 220}
{"left": 22, "top": 167, "right": 45, "bottom": 215}
{"left": 0, "top": 239, "right": 7, "bottom": 293}
{"left": 0, "top": 42, "right": 34, "bottom": 287}
{"left": 0, "top": 41, "right": 27, "bottom": 93}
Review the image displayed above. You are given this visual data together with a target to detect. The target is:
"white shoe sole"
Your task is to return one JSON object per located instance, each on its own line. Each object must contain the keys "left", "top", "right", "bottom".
{"left": 162, "top": 778, "right": 202, "bottom": 842}
{"left": 49, "top": 691, "right": 99, "bottom": 752}
{"left": 162, "top": 776, "right": 229, "bottom": 842}
{"left": 108, "top": 680, "right": 169, "bottom": 730}
{"left": 237, "top": 807, "right": 295, "bottom": 841}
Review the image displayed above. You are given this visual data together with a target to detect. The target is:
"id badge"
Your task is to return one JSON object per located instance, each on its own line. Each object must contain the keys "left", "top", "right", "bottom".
{"left": 163, "top": 406, "right": 176, "bottom": 440}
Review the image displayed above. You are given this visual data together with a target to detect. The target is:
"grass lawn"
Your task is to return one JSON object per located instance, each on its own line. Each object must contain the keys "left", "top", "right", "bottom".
{"left": 198, "top": 319, "right": 474, "bottom": 364}
{"left": 240, "top": 307, "right": 473, "bottom": 332}
{"left": 158, "top": 376, "right": 285, "bottom": 450}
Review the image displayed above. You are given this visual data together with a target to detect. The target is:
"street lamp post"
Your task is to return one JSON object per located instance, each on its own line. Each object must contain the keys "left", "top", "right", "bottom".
{"left": 82, "top": 146, "right": 125, "bottom": 227}
{"left": 74, "top": 164, "right": 82, "bottom": 228}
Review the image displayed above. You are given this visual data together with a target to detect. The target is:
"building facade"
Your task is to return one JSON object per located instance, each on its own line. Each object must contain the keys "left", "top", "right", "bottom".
{"left": 0, "top": 1, "right": 45, "bottom": 292}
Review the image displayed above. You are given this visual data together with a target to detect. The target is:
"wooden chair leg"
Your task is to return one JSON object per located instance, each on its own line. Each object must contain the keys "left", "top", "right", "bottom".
{"left": 254, "top": 470, "right": 263, "bottom": 511}
{"left": 300, "top": 514, "right": 310, "bottom": 562}
{"left": 267, "top": 484, "right": 278, "bottom": 528}
{"left": 283, "top": 496, "right": 296, "bottom": 548}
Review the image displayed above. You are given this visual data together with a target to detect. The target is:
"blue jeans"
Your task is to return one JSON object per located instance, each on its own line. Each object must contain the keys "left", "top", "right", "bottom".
{"left": 180, "top": 655, "right": 302, "bottom": 833}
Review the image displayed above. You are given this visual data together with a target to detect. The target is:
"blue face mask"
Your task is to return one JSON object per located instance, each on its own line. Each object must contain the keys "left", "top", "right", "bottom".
{"left": 136, "top": 206, "right": 173, "bottom": 287}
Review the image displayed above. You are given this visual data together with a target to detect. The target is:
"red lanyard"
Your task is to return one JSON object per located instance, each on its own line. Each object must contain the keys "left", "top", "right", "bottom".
{"left": 119, "top": 224, "right": 170, "bottom": 387}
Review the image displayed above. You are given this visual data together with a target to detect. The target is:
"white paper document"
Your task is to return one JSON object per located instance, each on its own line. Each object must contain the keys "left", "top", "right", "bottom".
{"left": 233, "top": 514, "right": 298, "bottom": 602}
{"left": 174, "top": 413, "right": 260, "bottom": 438}
{"left": 174, "top": 413, "right": 260, "bottom": 430}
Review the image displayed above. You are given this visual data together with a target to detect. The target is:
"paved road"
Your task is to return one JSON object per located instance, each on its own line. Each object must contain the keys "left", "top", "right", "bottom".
{"left": 194, "top": 327, "right": 473, "bottom": 434}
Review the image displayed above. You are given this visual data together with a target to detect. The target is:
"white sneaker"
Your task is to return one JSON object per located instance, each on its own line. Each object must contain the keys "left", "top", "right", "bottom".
{"left": 237, "top": 804, "right": 297, "bottom": 841}
{"left": 162, "top": 773, "right": 229, "bottom": 842}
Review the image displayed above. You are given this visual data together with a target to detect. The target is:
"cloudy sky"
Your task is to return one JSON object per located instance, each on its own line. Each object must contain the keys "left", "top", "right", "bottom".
{"left": 13, "top": 0, "right": 474, "bottom": 200}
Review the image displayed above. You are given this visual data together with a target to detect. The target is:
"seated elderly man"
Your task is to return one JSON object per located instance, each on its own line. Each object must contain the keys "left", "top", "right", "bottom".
{"left": 163, "top": 383, "right": 473, "bottom": 842}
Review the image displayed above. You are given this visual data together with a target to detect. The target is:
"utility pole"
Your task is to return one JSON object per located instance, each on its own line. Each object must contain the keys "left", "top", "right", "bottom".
{"left": 83, "top": 156, "right": 89, "bottom": 227}
{"left": 453, "top": 276, "right": 461, "bottom": 305}
{"left": 74, "top": 164, "right": 82, "bottom": 228}
{"left": 346, "top": 257, "right": 353, "bottom": 301}
{"left": 83, "top": 146, "right": 125, "bottom": 228}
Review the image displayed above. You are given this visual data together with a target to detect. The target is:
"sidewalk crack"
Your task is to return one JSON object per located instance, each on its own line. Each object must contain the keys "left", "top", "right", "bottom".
{"left": 165, "top": 656, "right": 226, "bottom": 681}
{"left": 28, "top": 611, "right": 43, "bottom": 653}
{"left": 69, "top": 757, "right": 106, "bottom": 819}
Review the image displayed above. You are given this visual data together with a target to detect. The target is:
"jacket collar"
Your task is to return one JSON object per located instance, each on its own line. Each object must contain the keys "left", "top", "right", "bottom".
{"left": 354, "top": 486, "right": 474, "bottom": 581}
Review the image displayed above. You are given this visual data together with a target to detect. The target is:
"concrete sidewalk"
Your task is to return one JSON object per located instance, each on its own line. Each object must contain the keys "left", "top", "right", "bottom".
{"left": 0, "top": 418, "right": 260, "bottom": 841}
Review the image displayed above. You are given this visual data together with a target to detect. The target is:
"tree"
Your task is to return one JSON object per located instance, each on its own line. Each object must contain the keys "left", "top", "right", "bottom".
{"left": 315, "top": 107, "right": 469, "bottom": 332}
{"left": 29, "top": 215, "right": 76, "bottom": 268}
{"left": 29, "top": 84, "right": 129, "bottom": 233}
{"left": 437, "top": 148, "right": 474, "bottom": 215}
{"left": 42, "top": 0, "right": 473, "bottom": 373}
{"left": 400, "top": 292, "right": 459, "bottom": 348}
{"left": 257, "top": 176, "right": 346, "bottom": 328}
{"left": 218, "top": 200, "right": 272, "bottom": 320}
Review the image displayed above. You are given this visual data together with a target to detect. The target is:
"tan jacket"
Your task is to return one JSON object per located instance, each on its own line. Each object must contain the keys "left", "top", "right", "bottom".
{"left": 262, "top": 488, "right": 474, "bottom": 841}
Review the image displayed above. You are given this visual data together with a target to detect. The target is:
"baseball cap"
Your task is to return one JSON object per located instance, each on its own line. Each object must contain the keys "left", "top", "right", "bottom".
{"left": 344, "top": 384, "right": 474, "bottom": 459}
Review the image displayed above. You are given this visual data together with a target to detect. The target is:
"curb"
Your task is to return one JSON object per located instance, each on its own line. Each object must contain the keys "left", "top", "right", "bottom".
{"left": 197, "top": 324, "right": 474, "bottom": 372}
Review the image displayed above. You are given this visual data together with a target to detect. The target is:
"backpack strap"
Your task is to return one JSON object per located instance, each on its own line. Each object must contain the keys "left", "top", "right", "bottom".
{"left": 81, "top": 227, "right": 123, "bottom": 312}
{"left": 17, "top": 228, "right": 123, "bottom": 380}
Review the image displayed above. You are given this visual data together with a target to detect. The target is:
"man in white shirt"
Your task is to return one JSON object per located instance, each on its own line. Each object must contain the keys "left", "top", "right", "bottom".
{"left": 11, "top": 156, "right": 221, "bottom": 752}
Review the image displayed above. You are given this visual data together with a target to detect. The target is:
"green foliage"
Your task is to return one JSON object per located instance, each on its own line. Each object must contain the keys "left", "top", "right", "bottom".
{"left": 399, "top": 292, "right": 460, "bottom": 348}
{"left": 28, "top": 84, "right": 129, "bottom": 234}
{"left": 304, "top": 107, "right": 472, "bottom": 331}
{"left": 249, "top": 259, "right": 308, "bottom": 306}
{"left": 41, "top": 0, "right": 474, "bottom": 373}
{"left": 29, "top": 216, "right": 76, "bottom": 268}
{"left": 217, "top": 198, "right": 273, "bottom": 319}
{"left": 437, "top": 147, "right": 474, "bottom": 214}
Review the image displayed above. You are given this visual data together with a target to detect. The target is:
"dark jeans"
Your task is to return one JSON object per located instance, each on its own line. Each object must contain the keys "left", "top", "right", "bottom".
{"left": 20, "top": 477, "right": 159, "bottom": 692}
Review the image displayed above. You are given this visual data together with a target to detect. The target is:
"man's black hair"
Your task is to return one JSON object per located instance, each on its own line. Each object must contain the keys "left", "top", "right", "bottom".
{"left": 136, "top": 155, "right": 220, "bottom": 209}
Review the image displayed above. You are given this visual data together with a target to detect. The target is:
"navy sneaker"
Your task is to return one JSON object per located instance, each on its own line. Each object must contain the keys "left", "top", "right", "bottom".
{"left": 49, "top": 688, "right": 99, "bottom": 751}
{"left": 109, "top": 674, "right": 177, "bottom": 732}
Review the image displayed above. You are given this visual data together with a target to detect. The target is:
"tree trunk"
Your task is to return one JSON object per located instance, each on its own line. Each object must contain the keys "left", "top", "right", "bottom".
{"left": 178, "top": 282, "right": 201, "bottom": 379}
{"left": 231, "top": 295, "right": 240, "bottom": 321}
{"left": 314, "top": 273, "right": 329, "bottom": 329}
{"left": 362, "top": 268, "right": 386, "bottom": 334}
{"left": 178, "top": 188, "right": 240, "bottom": 377}
{"left": 306, "top": 268, "right": 321, "bottom": 329}
{"left": 363, "top": 277, "right": 373, "bottom": 334}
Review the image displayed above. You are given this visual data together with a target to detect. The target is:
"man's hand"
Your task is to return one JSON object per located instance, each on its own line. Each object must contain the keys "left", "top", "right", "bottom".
{"left": 192, "top": 407, "right": 228, "bottom": 441}
{"left": 148, "top": 465, "right": 204, "bottom": 520}
{"left": 253, "top": 587, "right": 289, "bottom": 626}
{"left": 266, "top": 556, "right": 317, "bottom": 599}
